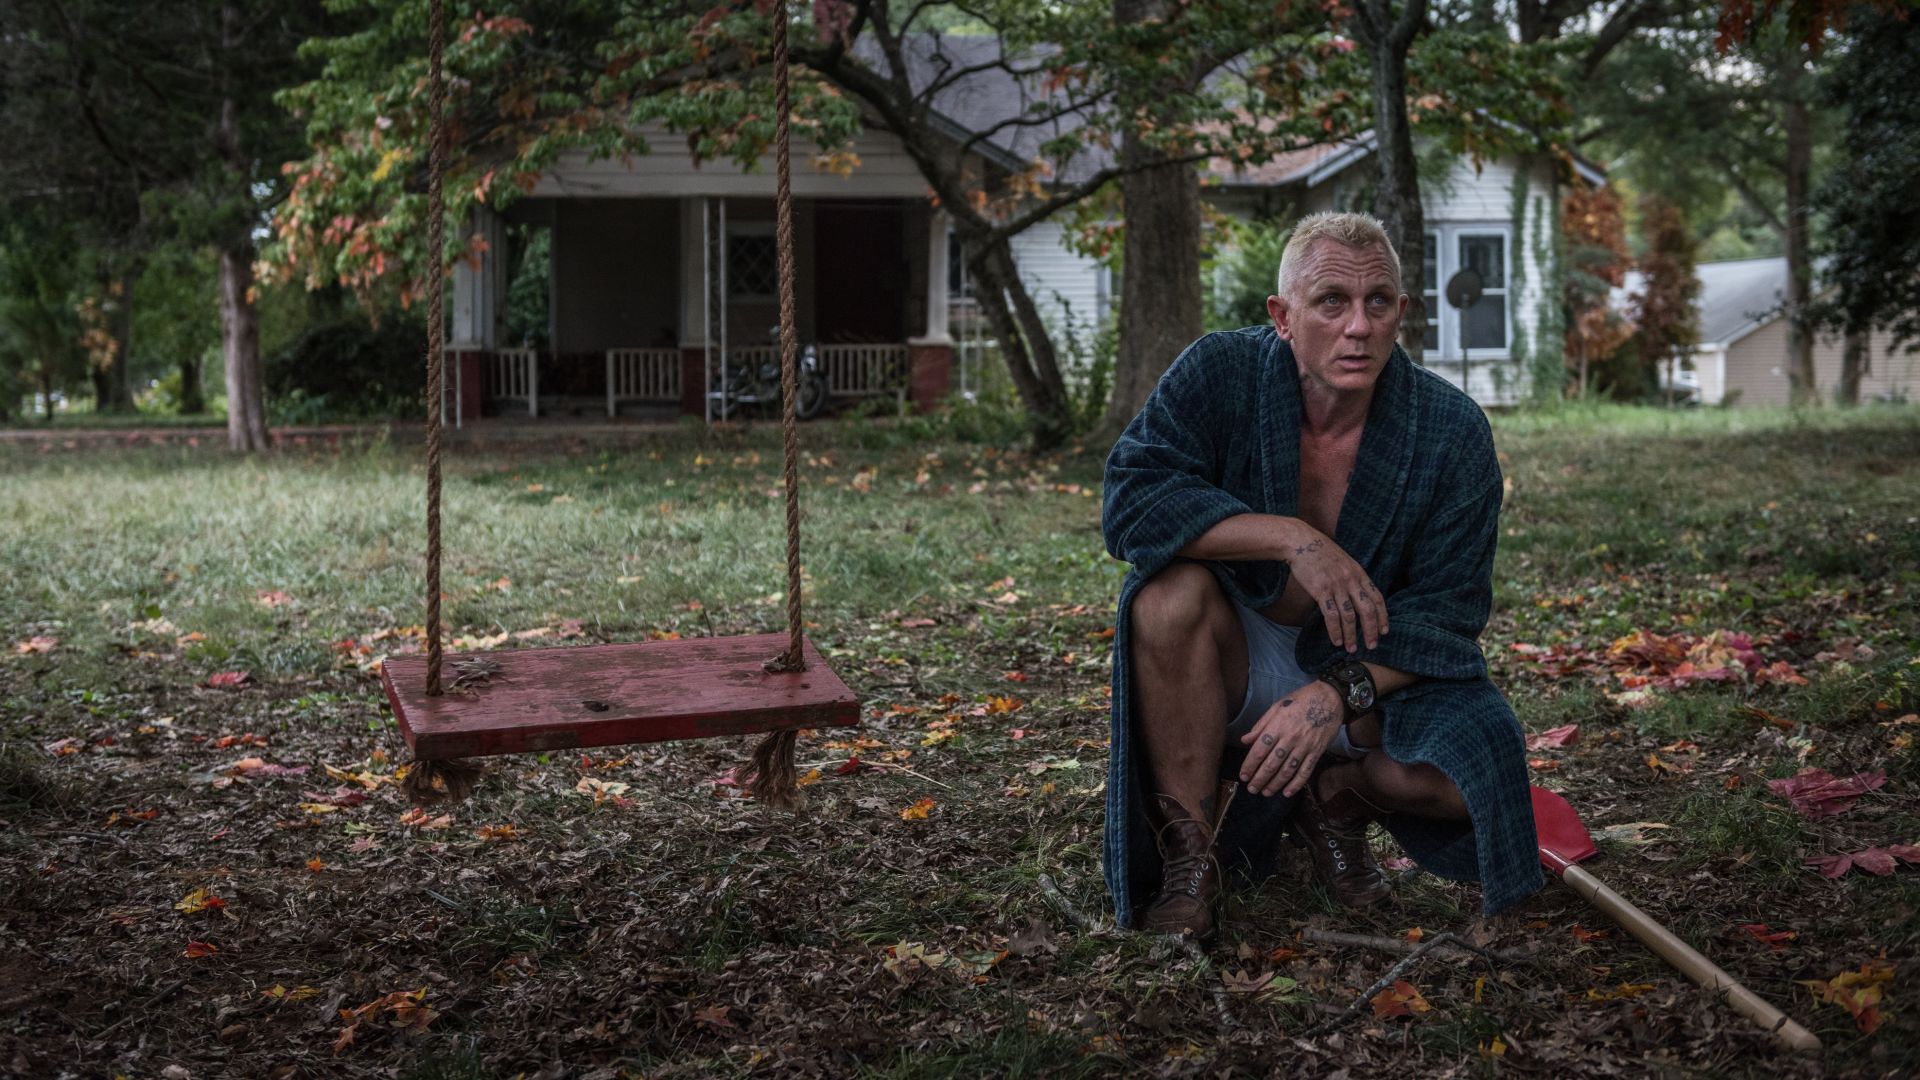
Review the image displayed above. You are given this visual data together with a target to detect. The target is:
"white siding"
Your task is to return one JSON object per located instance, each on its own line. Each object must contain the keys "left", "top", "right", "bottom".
{"left": 1009, "top": 220, "right": 1109, "bottom": 339}
{"left": 533, "top": 124, "right": 936, "bottom": 199}
{"left": 1722, "top": 322, "right": 1920, "bottom": 406}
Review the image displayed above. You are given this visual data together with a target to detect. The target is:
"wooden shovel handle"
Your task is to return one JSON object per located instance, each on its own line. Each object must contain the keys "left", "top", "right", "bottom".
{"left": 1560, "top": 864, "right": 1821, "bottom": 1053}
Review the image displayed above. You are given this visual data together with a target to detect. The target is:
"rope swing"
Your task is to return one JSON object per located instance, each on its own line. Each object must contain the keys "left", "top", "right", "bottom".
{"left": 395, "top": 0, "right": 849, "bottom": 808}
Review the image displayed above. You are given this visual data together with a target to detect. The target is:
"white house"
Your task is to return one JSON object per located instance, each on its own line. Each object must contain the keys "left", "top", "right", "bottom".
{"left": 1621, "top": 257, "right": 1918, "bottom": 406}
{"left": 443, "top": 33, "right": 1590, "bottom": 419}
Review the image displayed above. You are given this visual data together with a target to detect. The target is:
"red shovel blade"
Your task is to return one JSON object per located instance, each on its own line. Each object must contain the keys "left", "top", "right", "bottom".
{"left": 1531, "top": 785, "right": 1598, "bottom": 876}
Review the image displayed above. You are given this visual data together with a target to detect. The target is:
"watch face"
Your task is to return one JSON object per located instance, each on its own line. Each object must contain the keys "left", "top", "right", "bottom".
{"left": 1348, "top": 682, "right": 1375, "bottom": 712}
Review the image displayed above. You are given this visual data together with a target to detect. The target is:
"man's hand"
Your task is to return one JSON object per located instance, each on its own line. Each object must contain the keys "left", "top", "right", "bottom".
{"left": 1281, "top": 522, "right": 1387, "bottom": 652}
{"left": 1239, "top": 680, "right": 1345, "bottom": 798}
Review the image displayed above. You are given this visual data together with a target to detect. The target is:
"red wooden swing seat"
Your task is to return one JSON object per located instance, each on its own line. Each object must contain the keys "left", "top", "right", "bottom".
{"left": 381, "top": 633, "right": 858, "bottom": 760}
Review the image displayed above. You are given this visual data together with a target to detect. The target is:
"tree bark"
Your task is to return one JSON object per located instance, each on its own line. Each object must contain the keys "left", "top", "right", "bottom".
{"left": 1781, "top": 46, "right": 1816, "bottom": 405}
{"left": 1837, "top": 329, "right": 1868, "bottom": 406}
{"left": 1098, "top": 0, "right": 1205, "bottom": 438}
{"left": 218, "top": 240, "right": 268, "bottom": 450}
{"left": 965, "top": 233, "right": 1072, "bottom": 446}
{"left": 1350, "top": 0, "right": 1429, "bottom": 363}
{"left": 179, "top": 354, "right": 206, "bottom": 414}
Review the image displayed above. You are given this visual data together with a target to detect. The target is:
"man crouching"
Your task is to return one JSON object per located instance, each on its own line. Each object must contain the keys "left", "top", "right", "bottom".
{"left": 1100, "top": 211, "right": 1541, "bottom": 938}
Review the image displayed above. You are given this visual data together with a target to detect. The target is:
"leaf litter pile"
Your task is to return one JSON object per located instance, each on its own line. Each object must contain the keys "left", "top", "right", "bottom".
{"left": 3, "top": 415, "right": 1919, "bottom": 1078}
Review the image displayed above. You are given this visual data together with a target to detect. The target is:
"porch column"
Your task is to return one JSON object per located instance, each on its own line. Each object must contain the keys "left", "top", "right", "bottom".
{"left": 448, "top": 206, "right": 504, "bottom": 425}
{"left": 907, "top": 208, "right": 952, "bottom": 411}
{"left": 677, "top": 196, "right": 710, "bottom": 416}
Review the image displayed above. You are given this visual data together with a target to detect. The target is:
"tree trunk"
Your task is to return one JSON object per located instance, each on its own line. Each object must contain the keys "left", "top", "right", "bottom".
{"left": 965, "top": 234, "right": 1073, "bottom": 447}
{"left": 1782, "top": 48, "right": 1817, "bottom": 405}
{"left": 1100, "top": 153, "right": 1202, "bottom": 435}
{"left": 218, "top": 240, "right": 268, "bottom": 450}
{"left": 1837, "top": 329, "right": 1868, "bottom": 406}
{"left": 1351, "top": 0, "right": 1429, "bottom": 363}
{"left": 179, "top": 354, "right": 206, "bottom": 414}
{"left": 1098, "top": 0, "right": 1205, "bottom": 439}
{"left": 110, "top": 271, "right": 135, "bottom": 409}
{"left": 41, "top": 373, "right": 55, "bottom": 421}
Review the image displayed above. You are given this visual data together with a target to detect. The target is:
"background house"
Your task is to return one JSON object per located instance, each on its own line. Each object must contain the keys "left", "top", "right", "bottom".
{"left": 1621, "top": 257, "right": 1917, "bottom": 406}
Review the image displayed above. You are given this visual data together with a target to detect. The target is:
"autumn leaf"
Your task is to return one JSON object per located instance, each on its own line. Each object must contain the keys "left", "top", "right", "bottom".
{"left": 202, "top": 671, "right": 255, "bottom": 690}
{"left": 1583, "top": 982, "right": 1657, "bottom": 1001}
{"left": 1800, "top": 960, "right": 1895, "bottom": 1033}
{"left": 263, "top": 984, "right": 320, "bottom": 1001}
{"left": 398, "top": 807, "right": 453, "bottom": 829}
{"left": 1768, "top": 767, "right": 1887, "bottom": 818}
{"left": 307, "top": 856, "right": 325, "bottom": 872}
{"left": 255, "top": 589, "right": 293, "bottom": 608}
{"left": 900, "top": 797, "right": 935, "bottom": 821}
{"left": 834, "top": 757, "right": 864, "bottom": 775}
{"left": 1805, "top": 844, "right": 1920, "bottom": 879}
{"left": 183, "top": 940, "right": 219, "bottom": 958}
{"left": 1370, "top": 979, "right": 1431, "bottom": 1018}
{"left": 985, "top": 695, "right": 1024, "bottom": 715}
{"left": 476, "top": 824, "right": 520, "bottom": 840}
{"left": 13, "top": 636, "right": 57, "bottom": 654}
{"left": 175, "top": 888, "right": 226, "bottom": 915}
{"left": 1525, "top": 723, "right": 1580, "bottom": 750}
{"left": 573, "top": 777, "right": 632, "bottom": 805}
{"left": 1740, "top": 923, "right": 1798, "bottom": 949}
{"left": 796, "top": 768, "right": 824, "bottom": 787}
{"left": 1570, "top": 924, "right": 1608, "bottom": 943}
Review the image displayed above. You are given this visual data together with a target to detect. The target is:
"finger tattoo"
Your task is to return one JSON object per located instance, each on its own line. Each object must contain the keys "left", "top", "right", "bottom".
{"left": 1341, "top": 599, "right": 1354, "bottom": 611}
{"left": 1261, "top": 733, "right": 1275, "bottom": 745}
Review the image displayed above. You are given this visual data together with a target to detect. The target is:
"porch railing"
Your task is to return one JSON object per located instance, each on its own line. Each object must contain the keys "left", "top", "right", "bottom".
{"left": 818, "top": 344, "right": 909, "bottom": 404}
{"left": 488, "top": 347, "right": 539, "bottom": 418}
{"left": 606, "top": 347, "right": 681, "bottom": 416}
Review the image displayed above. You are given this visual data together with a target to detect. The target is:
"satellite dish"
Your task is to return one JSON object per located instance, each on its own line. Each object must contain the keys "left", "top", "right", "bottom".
{"left": 1445, "top": 268, "right": 1484, "bottom": 310}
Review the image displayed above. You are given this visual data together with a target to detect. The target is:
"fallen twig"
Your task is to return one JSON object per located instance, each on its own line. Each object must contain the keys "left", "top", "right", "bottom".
{"left": 1035, "top": 873, "right": 1105, "bottom": 934}
{"left": 1176, "top": 936, "right": 1237, "bottom": 1030}
{"left": 1296, "top": 932, "right": 1498, "bottom": 1040}
{"left": 1302, "top": 928, "right": 1527, "bottom": 964}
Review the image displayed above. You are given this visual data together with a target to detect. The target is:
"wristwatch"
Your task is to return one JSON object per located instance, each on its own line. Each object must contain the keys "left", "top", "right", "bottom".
{"left": 1317, "top": 660, "right": 1377, "bottom": 721}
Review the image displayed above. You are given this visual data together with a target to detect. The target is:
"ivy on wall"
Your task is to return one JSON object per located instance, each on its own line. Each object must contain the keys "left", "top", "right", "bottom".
{"left": 1507, "top": 161, "right": 1569, "bottom": 403}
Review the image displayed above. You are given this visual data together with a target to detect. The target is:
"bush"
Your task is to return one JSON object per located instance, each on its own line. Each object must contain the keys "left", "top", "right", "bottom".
{"left": 264, "top": 311, "right": 429, "bottom": 421}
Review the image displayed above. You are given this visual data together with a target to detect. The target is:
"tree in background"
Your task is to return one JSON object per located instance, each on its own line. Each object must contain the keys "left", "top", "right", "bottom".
{"left": 271, "top": 1, "right": 1360, "bottom": 447}
{"left": 1629, "top": 196, "right": 1701, "bottom": 405}
{"left": 0, "top": 213, "right": 89, "bottom": 420}
{"left": 1561, "top": 182, "right": 1633, "bottom": 398}
{"left": 1808, "top": 4, "right": 1920, "bottom": 406}
{"left": 0, "top": 0, "right": 333, "bottom": 448}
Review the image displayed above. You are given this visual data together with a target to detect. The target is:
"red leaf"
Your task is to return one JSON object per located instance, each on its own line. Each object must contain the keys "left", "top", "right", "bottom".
{"left": 184, "top": 940, "right": 218, "bottom": 958}
{"left": 1526, "top": 723, "right": 1580, "bottom": 750}
{"left": 1852, "top": 848, "right": 1899, "bottom": 876}
{"left": 1739, "top": 923, "right": 1798, "bottom": 949}
{"left": 834, "top": 757, "right": 863, "bottom": 775}
{"left": 203, "top": 671, "right": 255, "bottom": 690}
{"left": 1807, "top": 853, "right": 1854, "bottom": 878}
{"left": 1767, "top": 767, "right": 1886, "bottom": 818}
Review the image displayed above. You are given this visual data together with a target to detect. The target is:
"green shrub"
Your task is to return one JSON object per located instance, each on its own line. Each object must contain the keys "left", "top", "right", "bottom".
{"left": 265, "top": 311, "right": 428, "bottom": 420}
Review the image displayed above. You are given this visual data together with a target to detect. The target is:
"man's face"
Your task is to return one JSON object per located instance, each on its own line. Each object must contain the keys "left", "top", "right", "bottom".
{"left": 1265, "top": 240, "right": 1408, "bottom": 397}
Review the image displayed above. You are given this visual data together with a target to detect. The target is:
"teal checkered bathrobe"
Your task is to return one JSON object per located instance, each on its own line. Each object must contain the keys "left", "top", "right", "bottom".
{"left": 1101, "top": 326, "right": 1542, "bottom": 924}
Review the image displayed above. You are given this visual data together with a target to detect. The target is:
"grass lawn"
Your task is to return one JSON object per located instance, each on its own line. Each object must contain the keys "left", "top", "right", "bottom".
{"left": 3, "top": 404, "right": 1917, "bottom": 1078}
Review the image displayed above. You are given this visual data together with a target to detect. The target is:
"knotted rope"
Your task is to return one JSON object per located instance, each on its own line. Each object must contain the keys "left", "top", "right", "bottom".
{"left": 737, "top": 3, "right": 807, "bottom": 809}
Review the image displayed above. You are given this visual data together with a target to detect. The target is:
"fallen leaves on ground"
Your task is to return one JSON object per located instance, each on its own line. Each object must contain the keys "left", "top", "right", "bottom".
{"left": 1740, "top": 923, "right": 1798, "bottom": 949}
{"left": 1805, "top": 844, "right": 1920, "bottom": 878}
{"left": 202, "top": 671, "right": 255, "bottom": 690}
{"left": 183, "top": 940, "right": 218, "bottom": 958}
{"left": 1582, "top": 982, "right": 1657, "bottom": 1001}
{"left": 335, "top": 988, "right": 438, "bottom": 1054}
{"left": 1526, "top": 723, "right": 1580, "bottom": 750}
{"left": 174, "top": 888, "right": 225, "bottom": 915}
{"left": 1370, "top": 979, "right": 1431, "bottom": 1019}
{"left": 1768, "top": 767, "right": 1887, "bottom": 818}
{"left": 900, "top": 797, "right": 935, "bottom": 821}
{"left": 13, "top": 635, "right": 58, "bottom": 654}
{"left": 1800, "top": 960, "right": 1895, "bottom": 1033}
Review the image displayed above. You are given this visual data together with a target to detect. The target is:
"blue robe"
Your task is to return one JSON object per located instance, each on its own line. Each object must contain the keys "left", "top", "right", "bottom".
{"left": 1101, "top": 326, "right": 1542, "bottom": 925}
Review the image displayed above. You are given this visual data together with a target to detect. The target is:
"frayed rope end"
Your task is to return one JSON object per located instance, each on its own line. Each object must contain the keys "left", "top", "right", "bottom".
{"left": 400, "top": 757, "right": 484, "bottom": 805}
{"left": 738, "top": 729, "right": 802, "bottom": 811}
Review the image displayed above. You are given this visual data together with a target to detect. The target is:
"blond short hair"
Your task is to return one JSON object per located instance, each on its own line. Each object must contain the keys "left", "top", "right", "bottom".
{"left": 1275, "top": 211, "right": 1403, "bottom": 301}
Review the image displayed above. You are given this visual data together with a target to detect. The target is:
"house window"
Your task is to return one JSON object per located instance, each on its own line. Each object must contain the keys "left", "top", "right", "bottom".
{"left": 947, "top": 229, "right": 972, "bottom": 300}
{"left": 726, "top": 223, "right": 778, "bottom": 299}
{"left": 1421, "top": 225, "right": 1512, "bottom": 359}
{"left": 1457, "top": 233, "right": 1507, "bottom": 350}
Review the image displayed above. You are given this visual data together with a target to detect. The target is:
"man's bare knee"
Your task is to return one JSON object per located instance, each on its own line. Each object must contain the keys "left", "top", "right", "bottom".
{"left": 1131, "top": 563, "right": 1227, "bottom": 653}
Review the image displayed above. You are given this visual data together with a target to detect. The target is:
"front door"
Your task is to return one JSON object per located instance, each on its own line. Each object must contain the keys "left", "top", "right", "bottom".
{"left": 812, "top": 202, "right": 907, "bottom": 343}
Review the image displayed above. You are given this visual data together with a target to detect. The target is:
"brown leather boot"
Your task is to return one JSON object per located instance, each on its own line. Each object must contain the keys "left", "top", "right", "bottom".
{"left": 1291, "top": 781, "right": 1392, "bottom": 909}
{"left": 1138, "top": 780, "right": 1237, "bottom": 938}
